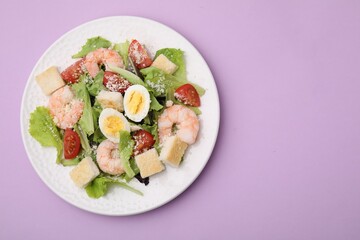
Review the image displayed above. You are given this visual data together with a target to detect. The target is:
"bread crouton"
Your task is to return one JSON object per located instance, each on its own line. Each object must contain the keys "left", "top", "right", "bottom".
{"left": 159, "top": 136, "right": 188, "bottom": 167}
{"left": 135, "top": 148, "right": 165, "bottom": 178}
{"left": 35, "top": 66, "right": 65, "bottom": 95}
{"left": 70, "top": 157, "right": 100, "bottom": 188}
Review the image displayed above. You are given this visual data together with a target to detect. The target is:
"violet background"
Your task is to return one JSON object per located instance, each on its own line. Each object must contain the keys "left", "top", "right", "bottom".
{"left": 1, "top": 0, "right": 360, "bottom": 239}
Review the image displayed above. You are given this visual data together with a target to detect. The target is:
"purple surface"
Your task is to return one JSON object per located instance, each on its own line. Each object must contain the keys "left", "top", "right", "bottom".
{"left": 1, "top": 0, "right": 360, "bottom": 239}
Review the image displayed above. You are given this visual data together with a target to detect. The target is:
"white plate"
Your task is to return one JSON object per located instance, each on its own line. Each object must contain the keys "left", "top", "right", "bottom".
{"left": 20, "top": 16, "right": 220, "bottom": 216}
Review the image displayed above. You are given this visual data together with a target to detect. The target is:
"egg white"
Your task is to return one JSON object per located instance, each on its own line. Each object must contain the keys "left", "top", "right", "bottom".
{"left": 123, "top": 85, "right": 151, "bottom": 122}
{"left": 99, "top": 108, "right": 130, "bottom": 143}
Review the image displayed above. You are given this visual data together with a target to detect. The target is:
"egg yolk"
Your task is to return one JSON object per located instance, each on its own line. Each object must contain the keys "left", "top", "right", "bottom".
{"left": 104, "top": 116, "right": 124, "bottom": 136}
{"left": 127, "top": 91, "right": 144, "bottom": 114}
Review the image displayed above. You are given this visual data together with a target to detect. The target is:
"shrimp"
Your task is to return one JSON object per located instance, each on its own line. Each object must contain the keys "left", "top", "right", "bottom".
{"left": 96, "top": 139, "right": 124, "bottom": 175}
{"left": 158, "top": 105, "right": 199, "bottom": 145}
{"left": 48, "top": 85, "right": 84, "bottom": 129}
{"left": 84, "top": 48, "right": 124, "bottom": 77}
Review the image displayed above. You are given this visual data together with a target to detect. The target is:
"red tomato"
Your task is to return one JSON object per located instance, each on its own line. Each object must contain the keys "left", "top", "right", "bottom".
{"left": 63, "top": 128, "right": 81, "bottom": 159}
{"left": 128, "top": 39, "right": 153, "bottom": 69}
{"left": 174, "top": 84, "right": 201, "bottom": 107}
{"left": 60, "top": 58, "right": 85, "bottom": 84}
{"left": 132, "top": 130, "right": 155, "bottom": 155}
{"left": 103, "top": 71, "right": 131, "bottom": 94}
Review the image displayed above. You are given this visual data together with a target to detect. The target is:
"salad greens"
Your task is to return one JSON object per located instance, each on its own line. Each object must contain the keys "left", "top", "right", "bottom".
{"left": 61, "top": 153, "right": 82, "bottom": 166}
{"left": 141, "top": 66, "right": 205, "bottom": 97}
{"left": 29, "top": 36, "right": 206, "bottom": 199}
{"left": 108, "top": 65, "right": 146, "bottom": 86}
{"left": 29, "top": 107, "right": 63, "bottom": 164}
{"left": 119, "top": 130, "right": 135, "bottom": 179}
{"left": 123, "top": 159, "right": 140, "bottom": 182}
{"left": 91, "top": 101, "right": 106, "bottom": 143}
{"left": 72, "top": 81, "right": 94, "bottom": 136}
{"left": 86, "top": 176, "right": 142, "bottom": 198}
{"left": 149, "top": 94, "right": 163, "bottom": 111}
{"left": 113, "top": 41, "right": 130, "bottom": 67}
{"left": 72, "top": 36, "right": 112, "bottom": 58}
{"left": 73, "top": 124, "right": 92, "bottom": 156}
{"left": 154, "top": 48, "right": 185, "bottom": 80}
{"left": 86, "top": 71, "right": 106, "bottom": 97}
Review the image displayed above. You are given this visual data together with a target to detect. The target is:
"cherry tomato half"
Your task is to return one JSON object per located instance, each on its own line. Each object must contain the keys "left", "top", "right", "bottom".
{"left": 103, "top": 71, "right": 131, "bottom": 94}
{"left": 174, "top": 84, "right": 201, "bottom": 107}
{"left": 63, "top": 128, "right": 81, "bottom": 159}
{"left": 132, "top": 130, "right": 155, "bottom": 155}
{"left": 60, "top": 58, "right": 85, "bottom": 84}
{"left": 128, "top": 40, "right": 153, "bottom": 69}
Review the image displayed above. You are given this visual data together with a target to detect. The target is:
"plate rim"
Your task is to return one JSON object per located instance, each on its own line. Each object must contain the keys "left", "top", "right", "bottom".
{"left": 20, "top": 15, "right": 220, "bottom": 216}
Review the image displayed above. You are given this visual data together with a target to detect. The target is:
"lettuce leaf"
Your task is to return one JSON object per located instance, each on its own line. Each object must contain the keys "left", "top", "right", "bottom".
{"left": 150, "top": 93, "right": 163, "bottom": 111}
{"left": 73, "top": 124, "right": 92, "bottom": 156}
{"left": 189, "top": 106, "right": 202, "bottom": 115}
{"left": 108, "top": 65, "right": 146, "bottom": 86}
{"left": 86, "top": 71, "right": 106, "bottom": 97}
{"left": 72, "top": 81, "right": 94, "bottom": 136}
{"left": 123, "top": 158, "right": 140, "bottom": 182}
{"left": 142, "top": 66, "right": 206, "bottom": 98}
{"left": 29, "top": 107, "right": 63, "bottom": 164}
{"left": 92, "top": 128, "right": 106, "bottom": 144}
{"left": 113, "top": 41, "right": 130, "bottom": 67}
{"left": 72, "top": 36, "right": 112, "bottom": 58}
{"left": 60, "top": 151, "right": 83, "bottom": 166}
{"left": 190, "top": 83, "right": 206, "bottom": 96}
{"left": 141, "top": 66, "right": 205, "bottom": 116}
{"left": 140, "top": 67, "right": 171, "bottom": 96}
{"left": 154, "top": 48, "right": 186, "bottom": 80}
{"left": 91, "top": 101, "right": 106, "bottom": 143}
{"left": 141, "top": 67, "right": 184, "bottom": 97}
{"left": 85, "top": 176, "right": 142, "bottom": 198}
{"left": 119, "top": 130, "right": 135, "bottom": 178}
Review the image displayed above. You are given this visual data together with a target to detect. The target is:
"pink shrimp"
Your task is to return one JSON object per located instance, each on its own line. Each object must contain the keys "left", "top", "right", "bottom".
{"left": 158, "top": 105, "right": 199, "bottom": 145}
{"left": 48, "top": 85, "right": 84, "bottom": 129}
{"left": 84, "top": 48, "right": 124, "bottom": 78}
{"left": 96, "top": 139, "right": 124, "bottom": 175}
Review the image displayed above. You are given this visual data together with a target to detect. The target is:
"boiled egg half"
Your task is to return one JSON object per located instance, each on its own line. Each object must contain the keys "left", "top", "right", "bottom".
{"left": 99, "top": 108, "right": 130, "bottom": 143}
{"left": 123, "top": 85, "right": 151, "bottom": 122}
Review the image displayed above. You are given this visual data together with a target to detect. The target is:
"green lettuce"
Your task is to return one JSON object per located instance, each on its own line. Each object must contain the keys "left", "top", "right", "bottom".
{"left": 108, "top": 65, "right": 146, "bottom": 86}
{"left": 123, "top": 158, "right": 140, "bottom": 182}
{"left": 190, "top": 82, "right": 206, "bottom": 96}
{"left": 60, "top": 151, "right": 83, "bottom": 166}
{"left": 141, "top": 67, "right": 180, "bottom": 97}
{"left": 92, "top": 128, "right": 106, "bottom": 144}
{"left": 29, "top": 107, "right": 63, "bottom": 164}
{"left": 85, "top": 176, "right": 142, "bottom": 198}
{"left": 92, "top": 100, "right": 102, "bottom": 129}
{"left": 142, "top": 66, "right": 205, "bottom": 97}
{"left": 154, "top": 48, "right": 186, "bottom": 80}
{"left": 72, "top": 81, "right": 94, "bottom": 136}
{"left": 73, "top": 124, "right": 91, "bottom": 156}
{"left": 113, "top": 41, "right": 130, "bottom": 67}
{"left": 91, "top": 101, "right": 106, "bottom": 143}
{"left": 86, "top": 71, "right": 106, "bottom": 97}
{"left": 150, "top": 94, "right": 163, "bottom": 111}
{"left": 142, "top": 109, "right": 161, "bottom": 126}
{"left": 119, "top": 131, "right": 135, "bottom": 178}
{"left": 72, "top": 36, "right": 112, "bottom": 58}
